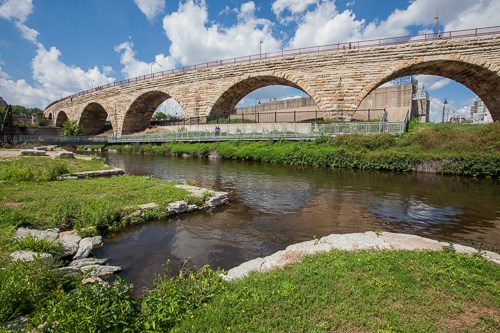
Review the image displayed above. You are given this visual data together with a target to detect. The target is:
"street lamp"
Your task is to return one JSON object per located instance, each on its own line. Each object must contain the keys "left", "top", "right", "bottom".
{"left": 91, "top": 79, "right": 94, "bottom": 90}
{"left": 254, "top": 98, "right": 261, "bottom": 113}
{"left": 151, "top": 62, "right": 156, "bottom": 75}
{"left": 259, "top": 39, "right": 263, "bottom": 60}
{"left": 441, "top": 97, "right": 448, "bottom": 123}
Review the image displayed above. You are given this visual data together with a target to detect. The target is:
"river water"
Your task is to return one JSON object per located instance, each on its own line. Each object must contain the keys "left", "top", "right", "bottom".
{"left": 94, "top": 153, "right": 500, "bottom": 295}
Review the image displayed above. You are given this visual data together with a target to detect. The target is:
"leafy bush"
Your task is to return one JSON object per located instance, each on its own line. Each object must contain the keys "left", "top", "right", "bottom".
{"left": 0, "top": 256, "right": 68, "bottom": 324}
{"left": 61, "top": 120, "right": 82, "bottom": 136}
{"left": 138, "top": 265, "right": 226, "bottom": 332}
{"left": 29, "top": 279, "right": 139, "bottom": 333}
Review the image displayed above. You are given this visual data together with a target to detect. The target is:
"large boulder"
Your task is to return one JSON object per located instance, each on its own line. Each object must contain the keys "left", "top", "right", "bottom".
{"left": 59, "top": 234, "right": 82, "bottom": 257}
{"left": 73, "top": 236, "right": 102, "bottom": 260}
{"left": 166, "top": 200, "right": 188, "bottom": 215}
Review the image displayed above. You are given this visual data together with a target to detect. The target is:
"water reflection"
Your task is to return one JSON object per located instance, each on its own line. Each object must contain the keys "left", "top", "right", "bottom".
{"left": 95, "top": 153, "right": 500, "bottom": 295}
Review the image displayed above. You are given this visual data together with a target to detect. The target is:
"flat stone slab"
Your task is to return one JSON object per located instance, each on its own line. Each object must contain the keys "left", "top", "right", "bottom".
{"left": 69, "top": 258, "right": 108, "bottom": 268}
{"left": 57, "top": 151, "right": 74, "bottom": 159}
{"left": 221, "top": 232, "right": 500, "bottom": 281}
{"left": 20, "top": 149, "right": 47, "bottom": 156}
{"left": 12, "top": 228, "right": 59, "bottom": 242}
{"left": 80, "top": 265, "right": 122, "bottom": 277}
{"left": 174, "top": 184, "right": 229, "bottom": 208}
{"left": 58, "top": 168, "right": 124, "bottom": 180}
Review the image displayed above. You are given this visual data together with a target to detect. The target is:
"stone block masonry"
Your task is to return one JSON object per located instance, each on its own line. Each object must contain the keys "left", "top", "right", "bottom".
{"left": 45, "top": 34, "right": 500, "bottom": 136}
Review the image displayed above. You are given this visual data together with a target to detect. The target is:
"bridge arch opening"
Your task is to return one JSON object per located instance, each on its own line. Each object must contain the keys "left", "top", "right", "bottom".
{"left": 79, "top": 103, "right": 110, "bottom": 135}
{"left": 47, "top": 113, "right": 53, "bottom": 123}
{"left": 210, "top": 76, "right": 316, "bottom": 121}
{"left": 357, "top": 59, "right": 500, "bottom": 122}
{"left": 123, "top": 91, "right": 184, "bottom": 135}
{"left": 55, "top": 111, "right": 68, "bottom": 127}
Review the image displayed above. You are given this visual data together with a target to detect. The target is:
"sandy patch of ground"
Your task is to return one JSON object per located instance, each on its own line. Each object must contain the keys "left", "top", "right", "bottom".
{"left": 0, "top": 149, "right": 92, "bottom": 160}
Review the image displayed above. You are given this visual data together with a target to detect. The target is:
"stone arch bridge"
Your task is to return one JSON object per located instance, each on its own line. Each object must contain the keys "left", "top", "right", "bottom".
{"left": 44, "top": 27, "right": 500, "bottom": 136}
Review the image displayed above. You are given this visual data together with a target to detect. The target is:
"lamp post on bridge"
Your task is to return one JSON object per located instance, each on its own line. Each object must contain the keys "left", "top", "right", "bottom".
{"left": 151, "top": 62, "right": 156, "bottom": 75}
{"left": 254, "top": 98, "right": 261, "bottom": 113}
{"left": 259, "top": 39, "right": 263, "bottom": 60}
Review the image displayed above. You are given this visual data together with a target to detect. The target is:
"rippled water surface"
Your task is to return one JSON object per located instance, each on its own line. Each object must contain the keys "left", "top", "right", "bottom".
{"left": 94, "top": 153, "right": 500, "bottom": 295}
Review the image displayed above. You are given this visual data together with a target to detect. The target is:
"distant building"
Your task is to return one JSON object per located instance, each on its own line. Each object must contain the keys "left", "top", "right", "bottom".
{"left": 0, "top": 97, "right": 7, "bottom": 108}
{"left": 470, "top": 98, "right": 493, "bottom": 123}
{"left": 235, "top": 78, "right": 429, "bottom": 123}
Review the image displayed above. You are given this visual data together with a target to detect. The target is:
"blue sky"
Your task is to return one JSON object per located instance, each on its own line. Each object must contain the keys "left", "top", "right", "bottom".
{"left": 0, "top": 0, "right": 498, "bottom": 121}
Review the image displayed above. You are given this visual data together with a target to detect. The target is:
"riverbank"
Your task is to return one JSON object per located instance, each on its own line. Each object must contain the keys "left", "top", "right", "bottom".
{"left": 4, "top": 235, "right": 498, "bottom": 332}
{"left": 0, "top": 153, "right": 229, "bottom": 330}
{"left": 106, "top": 122, "right": 500, "bottom": 177}
{"left": 1, "top": 152, "right": 499, "bottom": 332}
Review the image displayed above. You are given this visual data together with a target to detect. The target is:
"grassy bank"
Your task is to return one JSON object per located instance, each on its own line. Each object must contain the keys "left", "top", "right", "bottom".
{"left": 0, "top": 156, "right": 196, "bottom": 237}
{"left": 108, "top": 123, "right": 500, "bottom": 177}
{"left": 2, "top": 249, "right": 498, "bottom": 332}
{"left": 1, "top": 150, "right": 499, "bottom": 332}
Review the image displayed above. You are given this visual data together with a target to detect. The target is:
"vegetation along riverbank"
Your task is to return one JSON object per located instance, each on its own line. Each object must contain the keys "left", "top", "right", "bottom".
{"left": 106, "top": 122, "right": 500, "bottom": 178}
{"left": 1, "top": 147, "right": 499, "bottom": 332}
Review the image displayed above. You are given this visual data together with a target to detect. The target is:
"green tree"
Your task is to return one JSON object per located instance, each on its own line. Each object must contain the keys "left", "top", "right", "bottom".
{"left": 62, "top": 120, "right": 83, "bottom": 136}
{"left": 152, "top": 112, "right": 169, "bottom": 121}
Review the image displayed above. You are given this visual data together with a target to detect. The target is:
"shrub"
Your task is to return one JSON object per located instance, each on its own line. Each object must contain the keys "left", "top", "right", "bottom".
{"left": 0, "top": 256, "right": 68, "bottom": 324}
{"left": 29, "top": 279, "right": 139, "bottom": 333}
{"left": 138, "top": 265, "right": 226, "bottom": 332}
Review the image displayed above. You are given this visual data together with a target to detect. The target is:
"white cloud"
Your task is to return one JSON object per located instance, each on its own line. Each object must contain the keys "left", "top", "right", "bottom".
{"left": 0, "top": 45, "right": 115, "bottom": 108}
{"left": 15, "top": 21, "right": 39, "bottom": 42}
{"left": 415, "top": 75, "right": 451, "bottom": 91}
{"left": 272, "top": 0, "right": 319, "bottom": 17}
{"left": 288, "top": 1, "right": 364, "bottom": 48}
{"left": 114, "top": 41, "right": 174, "bottom": 78}
{"left": 0, "top": 0, "right": 116, "bottom": 108}
{"left": 162, "top": 0, "right": 282, "bottom": 66}
{"left": 444, "top": 0, "right": 500, "bottom": 31}
{"left": 286, "top": 0, "right": 495, "bottom": 49}
{"left": 0, "top": 0, "right": 33, "bottom": 22}
{"left": 134, "top": 0, "right": 166, "bottom": 22}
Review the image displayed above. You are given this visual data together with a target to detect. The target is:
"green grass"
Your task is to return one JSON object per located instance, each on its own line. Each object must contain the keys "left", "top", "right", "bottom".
{"left": 0, "top": 156, "right": 111, "bottom": 182}
{"left": 172, "top": 250, "right": 500, "bottom": 333}
{"left": 8, "top": 250, "right": 498, "bottom": 332}
{"left": 0, "top": 176, "right": 190, "bottom": 232}
{"left": 108, "top": 123, "right": 500, "bottom": 177}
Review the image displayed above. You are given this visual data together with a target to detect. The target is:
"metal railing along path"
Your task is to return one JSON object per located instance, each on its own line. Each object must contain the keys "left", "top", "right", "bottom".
{"left": 45, "top": 26, "right": 500, "bottom": 110}
{"left": 15, "top": 118, "right": 408, "bottom": 145}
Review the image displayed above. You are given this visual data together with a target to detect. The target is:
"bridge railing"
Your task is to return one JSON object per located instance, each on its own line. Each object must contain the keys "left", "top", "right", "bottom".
{"left": 13, "top": 135, "right": 108, "bottom": 145}
{"left": 45, "top": 26, "right": 500, "bottom": 111}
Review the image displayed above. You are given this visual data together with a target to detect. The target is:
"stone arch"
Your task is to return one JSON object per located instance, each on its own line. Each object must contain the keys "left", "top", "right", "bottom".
{"left": 208, "top": 73, "right": 318, "bottom": 118}
{"left": 122, "top": 90, "right": 177, "bottom": 135}
{"left": 355, "top": 55, "right": 500, "bottom": 121}
{"left": 79, "top": 102, "right": 109, "bottom": 135}
{"left": 55, "top": 111, "right": 68, "bottom": 127}
{"left": 47, "top": 112, "right": 53, "bottom": 124}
